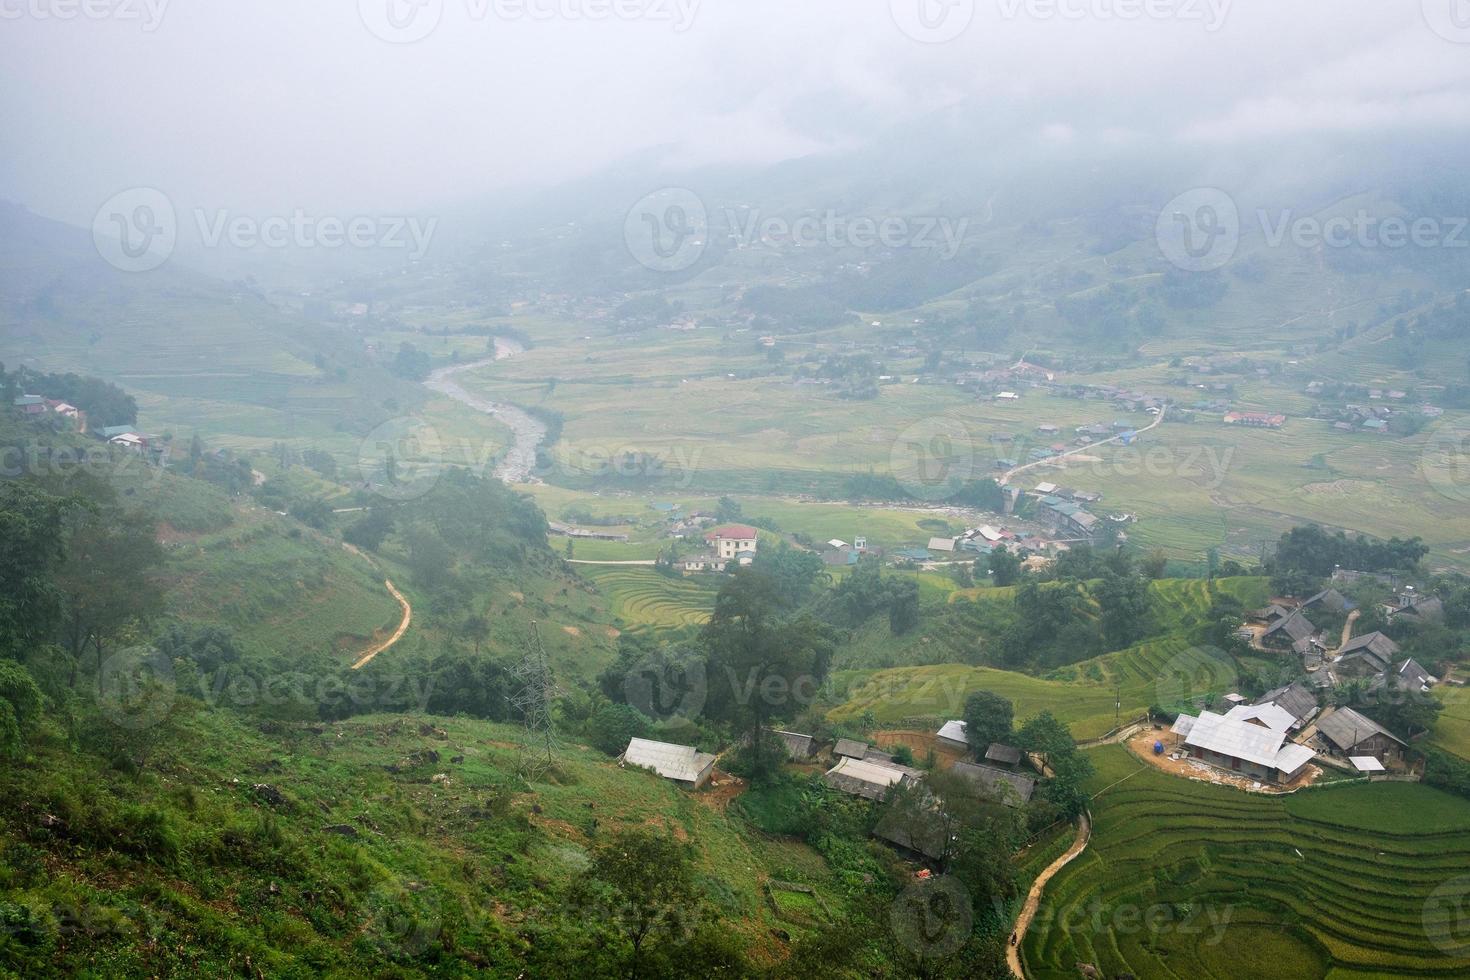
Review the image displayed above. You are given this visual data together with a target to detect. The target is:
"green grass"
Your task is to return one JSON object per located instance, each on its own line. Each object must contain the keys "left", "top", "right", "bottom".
{"left": 1430, "top": 686, "right": 1470, "bottom": 762}
{"left": 0, "top": 709, "right": 851, "bottom": 976}
{"left": 1022, "top": 745, "right": 1470, "bottom": 980}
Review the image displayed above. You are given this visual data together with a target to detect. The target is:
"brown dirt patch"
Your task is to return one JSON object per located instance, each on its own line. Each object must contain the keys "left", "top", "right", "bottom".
{"left": 697, "top": 769, "right": 747, "bottom": 811}
{"left": 873, "top": 730, "right": 967, "bottom": 769}
{"left": 1125, "top": 729, "right": 1322, "bottom": 793}
{"left": 561, "top": 625, "right": 582, "bottom": 637}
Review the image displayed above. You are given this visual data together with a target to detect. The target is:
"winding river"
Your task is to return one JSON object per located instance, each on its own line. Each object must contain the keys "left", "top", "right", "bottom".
{"left": 423, "top": 338, "right": 547, "bottom": 484}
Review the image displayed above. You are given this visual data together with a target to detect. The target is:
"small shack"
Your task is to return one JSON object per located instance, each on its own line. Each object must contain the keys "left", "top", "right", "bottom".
{"left": 620, "top": 737, "right": 717, "bottom": 789}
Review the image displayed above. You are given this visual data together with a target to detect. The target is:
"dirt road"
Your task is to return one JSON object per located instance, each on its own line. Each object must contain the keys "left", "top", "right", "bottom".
{"left": 1002, "top": 404, "right": 1167, "bottom": 486}
{"left": 351, "top": 580, "right": 412, "bottom": 669}
{"left": 1007, "top": 812, "right": 1092, "bottom": 979}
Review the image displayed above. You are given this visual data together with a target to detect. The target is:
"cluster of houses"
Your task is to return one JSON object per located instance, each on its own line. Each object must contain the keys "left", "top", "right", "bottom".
{"left": 619, "top": 719, "right": 1040, "bottom": 860}
{"left": 1168, "top": 677, "right": 1412, "bottom": 783}
{"left": 1254, "top": 586, "right": 1443, "bottom": 696}
{"left": 679, "top": 524, "right": 759, "bottom": 573}
{"left": 12, "top": 393, "right": 167, "bottom": 459}
{"left": 12, "top": 394, "right": 85, "bottom": 430}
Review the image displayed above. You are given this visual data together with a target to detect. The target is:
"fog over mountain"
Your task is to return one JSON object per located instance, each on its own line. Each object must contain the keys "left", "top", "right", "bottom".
{"left": 4, "top": 1, "right": 1468, "bottom": 228}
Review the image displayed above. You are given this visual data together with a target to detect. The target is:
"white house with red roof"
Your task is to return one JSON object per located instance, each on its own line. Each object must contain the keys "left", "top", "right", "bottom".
{"left": 704, "top": 524, "right": 759, "bottom": 561}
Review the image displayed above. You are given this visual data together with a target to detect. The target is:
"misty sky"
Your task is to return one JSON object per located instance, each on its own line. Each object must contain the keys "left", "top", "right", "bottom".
{"left": 2, "top": 1, "right": 1468, "bottom": 226}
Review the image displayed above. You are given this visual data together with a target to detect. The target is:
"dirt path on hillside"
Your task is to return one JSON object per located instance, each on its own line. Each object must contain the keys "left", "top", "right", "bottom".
{"left": 1007, "top": 811, "right": 1092, "bottom": 979}
{"left": 351, "top": 580, "right": 412, "bottom": 669}
{"left": 1001, "top": 405, "right": 1166, "bottom": 486}
{"left": 1337, "top": 608, "right": 1360, "bottom": 650}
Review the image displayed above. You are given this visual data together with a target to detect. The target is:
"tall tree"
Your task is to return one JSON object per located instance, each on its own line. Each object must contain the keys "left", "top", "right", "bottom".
{"left": 0, "top": 481, "right": 81, "bottom": 662}
{"left": 961, "top": 690, "right": 1014, "bottom": 755}
{"left": 701, "top": 569, "right": 833, "bottom": 782}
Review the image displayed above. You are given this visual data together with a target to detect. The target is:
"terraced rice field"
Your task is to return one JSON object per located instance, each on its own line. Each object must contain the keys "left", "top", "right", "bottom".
{"left": 1023, "top": 745, "right": 1470, "bottom": 979}
{"left": 580, "top": 567, "right": 718, "bottom": 628}
{"left": 1431, "top": 685, "right": 1470, "bottom": 761}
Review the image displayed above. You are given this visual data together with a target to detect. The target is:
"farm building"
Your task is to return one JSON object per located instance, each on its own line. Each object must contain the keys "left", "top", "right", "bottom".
{"left": 871, "top": 803, "right": 952, "bottom": 861}
{"left": 950, "top": 761, "right": 1036, "bottom": 807}
{"left": 1314, "top": 707, "right": 1405, "bottom": 765}
{"left": 13, "top": 394, "right": 45, "bottom": 415}
{"left": 704, "top": 525, "right": 758, "bottom": 561}
{"left": 927, "top": 536, "right": 958, "bottom": 553}
{"left": 619, "top": 737, "right": 717, "bottom": 789}
{"left": 984, "top": 743, "right": 1024, "bottom": 769}
{"left": 822, "top": 756, "right": 919, "bottom": 801}
{"left": 832, "top": 738, "right": 870, "bottom": 761}
{"left": 769, "top": 729, "right": 816, "bottom": 761}
{"left": 935, "top": 720, "right": 969, "bottom": 750}
{"left": 1170, "top": 711, "right": 1317, "bottom": 783}
{"left": 1253, "top": 682, "right": 1319, "bottom": 731}
{"left": 1334, "top": 631, "right": 1401, "bottom": 677}
{"left": 1262, "top": 609, "right": 1316, "bottom": 649}
{"left": 1301, "top": 588, "right": 1355, "bottom": 615}
{"left": 1368, "top": 657, "right": 1436, "bottom": 695}
{"left": 1222, "top": 701, "right": 1297, "bottom": 734}
{"left": 1385, "top": 591, "right": 1445, "bottom": 624}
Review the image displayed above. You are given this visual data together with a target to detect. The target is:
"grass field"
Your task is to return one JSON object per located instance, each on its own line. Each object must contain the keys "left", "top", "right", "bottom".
{"left": 0, "top": 708, "right": 851, "bottom": 975}
{"left": 579, "top": 566, "right": 720, "bottom": 628}
{"left": 1023, "top": 745, "right": 1470, "bottom": 979}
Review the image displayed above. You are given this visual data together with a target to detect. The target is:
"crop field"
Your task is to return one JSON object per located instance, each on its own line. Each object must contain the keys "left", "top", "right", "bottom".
{"left": 829, "top": 578, "right": 1273, "bottom": 732}
{"left": 1431, "top": 686, "right": 1470, "bottom": 762}
{"left": 1023, "top": 745, "right": 1470, "bottom": 979}
{"left": 579, "top": 566, "right": 719, "bottom": 628}
{"left": 437, "top": 310, "right": 1470, "bottom": 568}
{"left": 827, "top": 664, "right": 1132, "bottom": 738}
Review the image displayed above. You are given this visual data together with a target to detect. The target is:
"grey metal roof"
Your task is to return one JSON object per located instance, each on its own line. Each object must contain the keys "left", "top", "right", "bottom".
{"left": 950, "top": 762, "right": 1035, "bottom": 806}
{"left": 936, "top": 720, "right": 969, "bottom": 744}
{"left": 823, "top": 757, "right": 916, "bottom": 801}
{"left": 984, "top": 743, "right": 1023, "bottom": 766}
{"left": 1265, "top": 610, "right": 1316, "bottom": 643}
{"left": 1256, "top": 682, "right": 1318, "bottom": 727}
{"left": 832, "top": 738, "right": 869, "bottom": 759}
{"left": 770, "top": 729, "right": 815, "bottom": 760}
{"left": 1315, "top": 707, "right": 1405, "bottom": 751}
{"left": 621, "top": 738, "right": 717, "bottom": 783}
{"left": 1337, "top": 631, "right": 1400, "bottom": 665}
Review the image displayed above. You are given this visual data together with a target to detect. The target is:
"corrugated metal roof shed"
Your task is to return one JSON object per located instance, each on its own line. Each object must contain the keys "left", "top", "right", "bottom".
{"left": 621, "top": 738, "right": 717, "bottom": 784}
{"left": 936, "top": 720, "right": 968, "bottom": 745}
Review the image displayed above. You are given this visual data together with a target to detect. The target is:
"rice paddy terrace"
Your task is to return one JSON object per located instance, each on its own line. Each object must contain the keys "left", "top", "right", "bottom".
{"left": 580, "top": 566, "right": 718, "bottom": 628}
{"left": 1023, "top": 745, "right": 1470, "bottom": 980}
